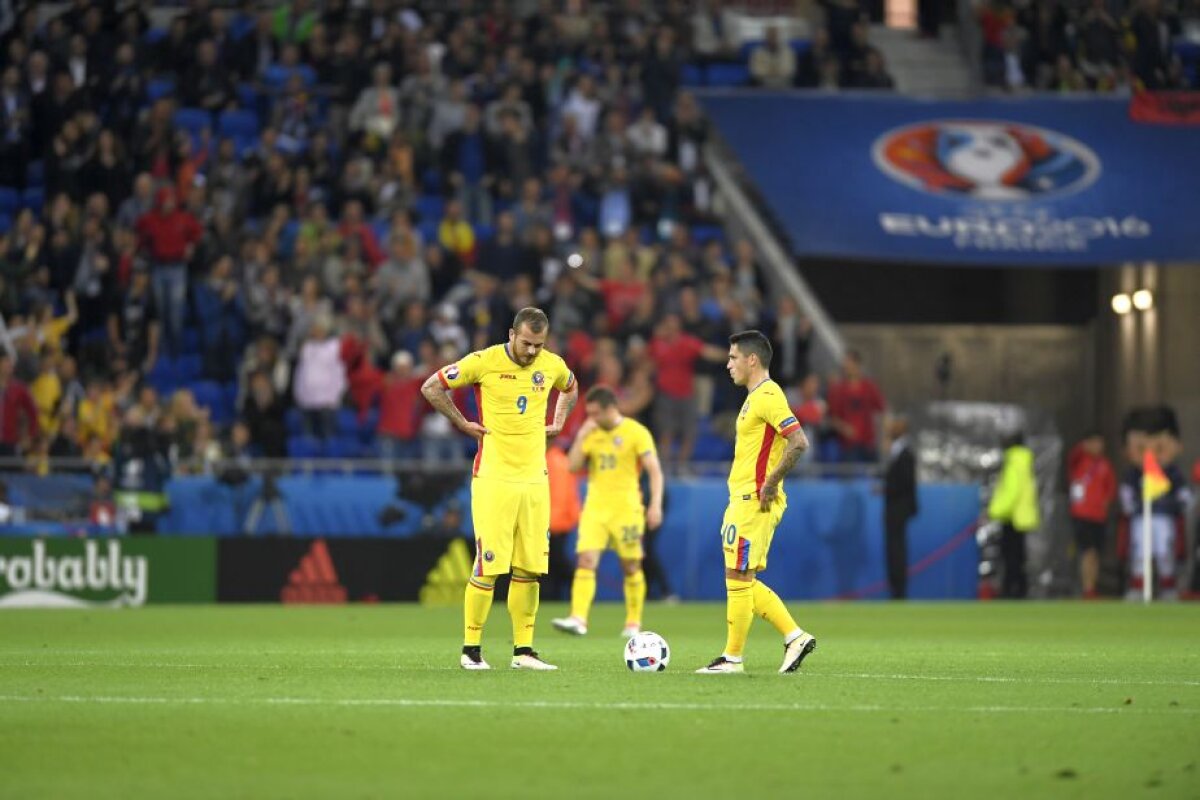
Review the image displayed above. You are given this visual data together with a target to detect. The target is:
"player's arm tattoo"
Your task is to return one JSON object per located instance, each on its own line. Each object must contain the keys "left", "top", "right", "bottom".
{"left": 548, "top": 382, "right": 578, "bottom": 434}
{"left": 762, "top": 427, "right": 810, "bottom": 490}
{"left": 421, "top": 373, "right": 470, "bottom": 431}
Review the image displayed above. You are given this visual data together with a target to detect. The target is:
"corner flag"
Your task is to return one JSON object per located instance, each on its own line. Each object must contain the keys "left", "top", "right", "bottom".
{"left": 1140, "top": 450, "right": 1171, "bottom": 603}
{"left": 1142, "top": 450, "right": 1170, "bottom": 502}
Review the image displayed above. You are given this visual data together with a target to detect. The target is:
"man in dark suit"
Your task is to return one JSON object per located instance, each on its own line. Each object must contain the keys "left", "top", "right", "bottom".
{"left": 884, "top": 416, "right": 918, "bottom": 599}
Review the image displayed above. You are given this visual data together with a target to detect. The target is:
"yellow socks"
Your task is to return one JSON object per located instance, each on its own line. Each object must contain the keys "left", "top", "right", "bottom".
{"left": 463, "top": 576, "right": 495, "bottom": 646}
{"left": 508, "top": 570, "right": 540, "bottom": 650}
{"left": 623, "top": 569, "right": 646, "bottom": 627}
{"left": 723, "top": 577, "right": 755, "bottom": 659}
{"left": 569, "top": 567, "right": 596, "bottom": 623}
{"left": 751, "top": 580, "right": 800, "bottom": 638}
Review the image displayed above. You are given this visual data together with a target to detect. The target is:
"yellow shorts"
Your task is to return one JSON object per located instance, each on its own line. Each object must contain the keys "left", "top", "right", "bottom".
{"left": 721, "top": 495, "right": 786, "bottom": 572}
{"left": 470, "top": 477, "right": 550, "bottom": 577}
{"left": 577, "top": 506, "right": 644, "bottom": 560}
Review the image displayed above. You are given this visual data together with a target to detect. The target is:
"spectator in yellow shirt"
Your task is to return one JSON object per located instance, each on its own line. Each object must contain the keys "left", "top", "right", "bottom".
{"left": 77, "top": 377, "right": 118, "bottom": 452}
{"left": 437, "top": 199, "right": 476, "bottom": 266}
{"left": 29, "top": 350, "right": 63, "bottom": 438}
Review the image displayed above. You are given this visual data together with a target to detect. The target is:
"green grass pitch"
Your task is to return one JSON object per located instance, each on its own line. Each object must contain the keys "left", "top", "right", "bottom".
{"left": 1, "top": 602, "right": 1198, "bottom": 798}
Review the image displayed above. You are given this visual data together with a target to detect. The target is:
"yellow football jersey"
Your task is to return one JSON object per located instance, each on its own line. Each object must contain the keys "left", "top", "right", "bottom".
{"left": 728, "top": 378, "right": 801, "bottom": 499}
{"left": 581, "top": 417, "right": 656, "bottom": 512}
{"left": 439, "top": 344, "right": 575, "bottom": 483}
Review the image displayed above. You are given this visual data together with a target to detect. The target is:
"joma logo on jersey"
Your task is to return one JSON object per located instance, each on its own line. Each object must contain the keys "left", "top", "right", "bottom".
{"left": 499, "top": 374, "right": 517, "bottom": 380}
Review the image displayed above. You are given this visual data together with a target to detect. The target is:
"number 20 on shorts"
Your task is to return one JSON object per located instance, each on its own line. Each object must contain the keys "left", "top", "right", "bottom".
{"left": 723, "top": 523, "right": 737, "bottom": 545}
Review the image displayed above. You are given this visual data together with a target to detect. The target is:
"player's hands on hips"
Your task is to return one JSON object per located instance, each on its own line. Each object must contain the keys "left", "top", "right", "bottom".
{"left": 646, "top": 503, "right": 663, "bottom": 530}
{"left": 459, "top": 421, "right": 489, "bottom": 441}
{"left": 758, "top": 482, "right": 779, "bottom": 511}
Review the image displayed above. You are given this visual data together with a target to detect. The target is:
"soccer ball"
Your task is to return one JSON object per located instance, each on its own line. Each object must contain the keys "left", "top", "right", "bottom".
{"left": 624, "top": 631, "right": 670, "bottom": 672}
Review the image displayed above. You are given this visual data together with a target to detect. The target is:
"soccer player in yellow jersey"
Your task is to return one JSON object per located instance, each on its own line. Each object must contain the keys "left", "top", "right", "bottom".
{"left": 421, "top": 307, "right": 578, "bottom": 671}
{"left": 696, "top": 330, "right": 818, "bottom": 674}
{"left": 551, "top": 386, "right": 664, "bottom": 638}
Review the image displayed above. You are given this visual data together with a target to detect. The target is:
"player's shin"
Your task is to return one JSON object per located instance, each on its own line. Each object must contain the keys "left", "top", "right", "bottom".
{"left": 464, "top": 576, "right": 496, "bottom": 646}
{"left": 752, "top": 579, "right": 802, "bottom": 639}
{"left": 723, "top": 577, "right": 755, "bottom": 660}
{"left": 508, "top": 569, "right": 541, "bottom": 650}
{"left": 623, "top": 568, "right": 646, "bottom": 626}
{"left": 569, "top": 567, "right": 596, "bottom": 623}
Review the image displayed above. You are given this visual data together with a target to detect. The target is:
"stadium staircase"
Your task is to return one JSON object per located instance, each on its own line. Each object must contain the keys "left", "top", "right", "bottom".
{"left": 869, "top": 24, "right": 977, "bottom": 97}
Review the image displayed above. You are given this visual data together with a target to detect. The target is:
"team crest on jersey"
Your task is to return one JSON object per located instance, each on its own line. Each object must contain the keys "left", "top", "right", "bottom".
{"left": 613, "top": 436, "right": 624, "bottom": 447}
{"left": 532, "top": 371, "right": 545, "bottom": 386}
{"left": 445, "top": 365, "right": 460, "bottom": 381}
{"left": 483, "top": 550, "right": 495, "bottom": 562}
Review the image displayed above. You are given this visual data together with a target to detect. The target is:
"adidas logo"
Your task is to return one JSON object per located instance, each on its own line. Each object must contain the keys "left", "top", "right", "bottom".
{"left": 419, "top": 538, "right": 472, "bottom": 607}
{"left": 281, "top": 539, "right": 348, "bottom": 604}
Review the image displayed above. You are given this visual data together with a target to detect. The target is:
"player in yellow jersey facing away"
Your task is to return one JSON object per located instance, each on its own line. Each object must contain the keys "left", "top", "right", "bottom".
{"left": 696, "top": 330, "right": 818, "bottom": 675}
{"left": 420, "top": 307, "right": 579, "bottom": 671}
{"left": 552, "top": 386, "right": 665, "bottom": 639}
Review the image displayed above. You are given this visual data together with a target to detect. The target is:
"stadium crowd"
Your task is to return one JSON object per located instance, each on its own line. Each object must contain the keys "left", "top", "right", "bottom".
{"left": 0, "top": 0, "right": 894, "bottom": 485}
{"left": 978, "top": 0, "right": 1200, "bottom": 92}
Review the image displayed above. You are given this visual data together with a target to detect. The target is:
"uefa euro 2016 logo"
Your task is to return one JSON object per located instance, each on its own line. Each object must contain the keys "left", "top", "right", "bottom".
{"left": 872, "top": 120, "right": 1100, "bottom": 201}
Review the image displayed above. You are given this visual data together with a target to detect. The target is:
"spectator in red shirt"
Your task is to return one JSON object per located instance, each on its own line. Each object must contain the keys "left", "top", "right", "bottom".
{"left": 135, "top": 186, "right": 202, "bottom": 356}
{"left": 827, "top": 350, "right": 886, "bottom": 463}
{"left": 598, "top": 254, "right": 647, "bottom": 332}
{"left": 1067, "top": 431, "right": 1116, "bottom": 599}
{"left": 337, "top": 199, "right": 384, "bottom": 269}
{"left": 0, "top": 352, "right": 39, "bottom": 456}
{"left": 377, "top": 351, "right": 425, "bottom": 465}
{"left": 791, "top": 373, "right": 826, "bottom": 463}
{"left": 647, "top": 314, "right": 723, "bottom": 471}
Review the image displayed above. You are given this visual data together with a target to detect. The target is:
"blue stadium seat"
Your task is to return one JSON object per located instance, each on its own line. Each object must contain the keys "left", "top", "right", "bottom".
{"left": 277, "top": 219, "right": 301, "bottom": 257}
{"left": 420, "top": 168, "right": 442, "bottom": 194}
{"left": 707, "top": 63, "right": 750, "bottom": 87}
{"left": 263, "top": 64, "right": 316, "bottom": 89}
{"left": 176, "top": 354, "right": 202, "bottom": 382}
{"left": 286, "top": 435, "right": 324, "bottom": 459}
{"left": 146, "top": 78, "right": 176, "bottom": 102}
{"left": 691, "top": 225, "right": 726, "bottom": 245}
{"left": 235, "top": 81, "right": 258, "bottom": 108}
{"left": 285, "top": 408, "right": 304, "bottom": 436}
{"left": 0, "top": 213, "right": 12, "bottom": 235}
{"left": 229, "top": 14, "right": 256, "bottom": 40}
{"left": 145, "top": 359, "right": 178, "bottom": 395}
{"left": 336, "top": 408, "right": 360, "bottom": 436}
{"left": 219, "top": 109, "right": 259, "bottom": 139}
{"left": 190, "top": 381, "right": 232, "bottom": 424}
{"left": 475, "top": 224, "right": 495, "bottom": 242}
{"left": 25, "top": 160, "right": 44, "bottom": 187}
{"left": 143, "top": 27, "right": 167, "bottom": 44}
{"left": 371, "top": 219, "right": 390, "bottom": 245}
{"left": 682, "top": 64, "right": 706, "bottom": 87}
{"left": 173, "top": 107, "right": 211, "bottom": 136}
{"left": 182, "top": 328, "right": 201, "bottom": 356}
{"left": 358, "top": 408, "right": 379, "bottom": 437}
{"left": 21, "top": 187, "right": 44, "bottom": 212}
{"left": 325, "top": 435, "right": 363, "bottom": 459}
{"left": 418, "top": 219, "right": 439, "bottom": 243}
{"left": 0, "top": 187, "right": 18, "bottom": 214}
{"left": 415, "top": 194, "right": 445, "bottom": 222}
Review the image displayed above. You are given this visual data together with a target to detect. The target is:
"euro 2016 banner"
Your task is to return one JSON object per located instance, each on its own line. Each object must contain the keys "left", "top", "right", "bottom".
{"left": 700, "top": 93, "right": 1200, "bottom": 266}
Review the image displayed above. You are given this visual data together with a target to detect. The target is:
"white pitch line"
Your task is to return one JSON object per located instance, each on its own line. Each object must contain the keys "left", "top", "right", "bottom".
{"left": 3, "top": 662, "right": 1200, "bottom": 688}
{"left": 820, "top": 671, "right": 1200, "bottom": 688}
{"left": 0, "top": 694, "right": 1195, "bottom": 716}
